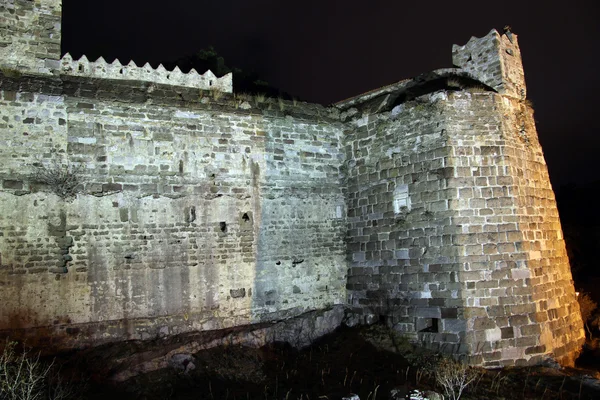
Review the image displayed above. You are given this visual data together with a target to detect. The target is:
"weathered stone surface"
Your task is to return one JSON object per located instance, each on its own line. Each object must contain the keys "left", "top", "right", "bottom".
{"left": 453, "top": 29, "right": 526, "bottom": 99}
{"left": 0, "top": 0, "right": 62, "bottom": 76}
{"left": 339, "top": 31, "right": 584, "bottom": 366}
{"left": 168, "top": 353, "right": 195, "bottom": 373}
{"left": 0, "top": 2, "right": 584, "bottom": 369}
{"left": 0, "top": 67, "right": 347, "bottom": 351}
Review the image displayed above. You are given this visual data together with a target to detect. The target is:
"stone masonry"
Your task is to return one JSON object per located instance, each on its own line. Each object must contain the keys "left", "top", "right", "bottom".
{"left": 338, "top": 30, "right": 584, "bottom": 367}
{"left": 0, "top": 0, "right": 584, "bottom": 367}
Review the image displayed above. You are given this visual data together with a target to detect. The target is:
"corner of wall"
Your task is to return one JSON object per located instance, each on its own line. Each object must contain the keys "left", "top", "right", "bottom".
{"left": 343, "top": 29, "right": 584, "bottom": 367}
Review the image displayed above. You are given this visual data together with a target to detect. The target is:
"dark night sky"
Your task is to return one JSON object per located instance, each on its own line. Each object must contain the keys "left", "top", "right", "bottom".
{"left": 61, "top": 0, "right": 599, "bottom": 190}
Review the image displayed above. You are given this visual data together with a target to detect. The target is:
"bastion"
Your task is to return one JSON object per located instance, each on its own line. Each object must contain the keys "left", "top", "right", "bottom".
{"left": 0, "top": 0, "right": 584, "bottom": 367}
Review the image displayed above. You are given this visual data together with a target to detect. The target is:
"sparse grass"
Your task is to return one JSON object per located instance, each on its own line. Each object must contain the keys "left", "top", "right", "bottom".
{"left": 231, "top": 93, "right": 249, "bottom": 108}
{"left": 254, "top": 93, "right": 266, "bottom": 104}
{"left": 210, "top": 88, "right": 224, "bottom": 101}
{"left": 278, "top": 97, "right": 286, "bottom": 112}
{"left": 0, "top": 66, "right": 22, "bottom": 79}
{"left": 22, "top": 324, "right": 600, "bottom": 399}
{"left": 235, "top": 93, "right": 252, "bottom": 102}
{"left": 447, "top": 78, "right": 462, "bottom": 89}
{"left": 467, "top": 84, "right": 487, "bottom": 93}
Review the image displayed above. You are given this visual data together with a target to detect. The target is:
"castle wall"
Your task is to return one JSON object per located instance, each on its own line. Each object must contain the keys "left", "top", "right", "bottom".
{"left": 344, "top": 93, "right": 467, "bottom": 352}
{"left": 0, "top": 75, "right": 347, "bottom": 348}
{"left": 493, "top": 95, "right": 584, "bottom": 365}
{"left": 344, "top": 88, "right": 584, "bottom": 366}
{"left": 0, "top": 0, "right": 62, "bottom": 75}
{"left": 443, "top": 90, "right": 583, "bottom": 366}
{"left": 0, "top": 2, "right": 585, "bottom": 367}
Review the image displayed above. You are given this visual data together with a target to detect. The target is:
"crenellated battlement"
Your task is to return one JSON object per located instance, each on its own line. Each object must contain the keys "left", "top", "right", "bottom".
{"left": 60, "top": 53, "right": 232, "bottom": 93}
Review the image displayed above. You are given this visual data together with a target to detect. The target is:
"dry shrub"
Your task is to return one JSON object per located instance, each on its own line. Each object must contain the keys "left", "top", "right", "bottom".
{"left": 434, "top": 357, "right": 481, "bottom": 400}
{"left": 31, "top": 161, "right": 83, "bottom": 200}
{"left": 578, "top": 292, "right": 598, "bottom": 337}
{"left": 0, "top": 341, "right": 77, "bottom": 400}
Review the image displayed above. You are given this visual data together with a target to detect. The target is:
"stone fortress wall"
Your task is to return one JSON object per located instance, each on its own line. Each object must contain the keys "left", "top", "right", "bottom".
{"left": 338, "top": 30, "right": 584, "bottom": 366}
{"left": 0, "top": 0, "right": 585, "bottom": 367}
{"left": 0, "top": 0, "right": 347, "bottom": 349}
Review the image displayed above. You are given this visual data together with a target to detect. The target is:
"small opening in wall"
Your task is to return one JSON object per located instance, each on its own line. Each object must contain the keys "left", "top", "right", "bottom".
{"left": 219, "top": 222, "right": 227, "bottom": 233}
{"left": 393, "top": 184, "right": 411, "bottom": 214}
{"left": 188, "top": 206, "right": 196, "bottom": 223}
{"left": 209, "top": 80, "right": 213, "bottom": 86}
{"left": 418, "top": 318, "right": 439, "bottom": 333}
{"left": 119, "top": 68, "right": 124, "bottom": 74}
{"left": 242, "top": 212, "right": 250, "bottom": 222}
{"left": 78, "top": 64, "right": 84, "bottom": 72}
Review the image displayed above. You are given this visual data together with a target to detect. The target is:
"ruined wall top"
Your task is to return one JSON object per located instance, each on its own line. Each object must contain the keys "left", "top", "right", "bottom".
{"left": 336, "top": 28, "right": 527, "bottom": 111}
{"left": 452, "top": 28, "right": 526, "bottom": 99}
